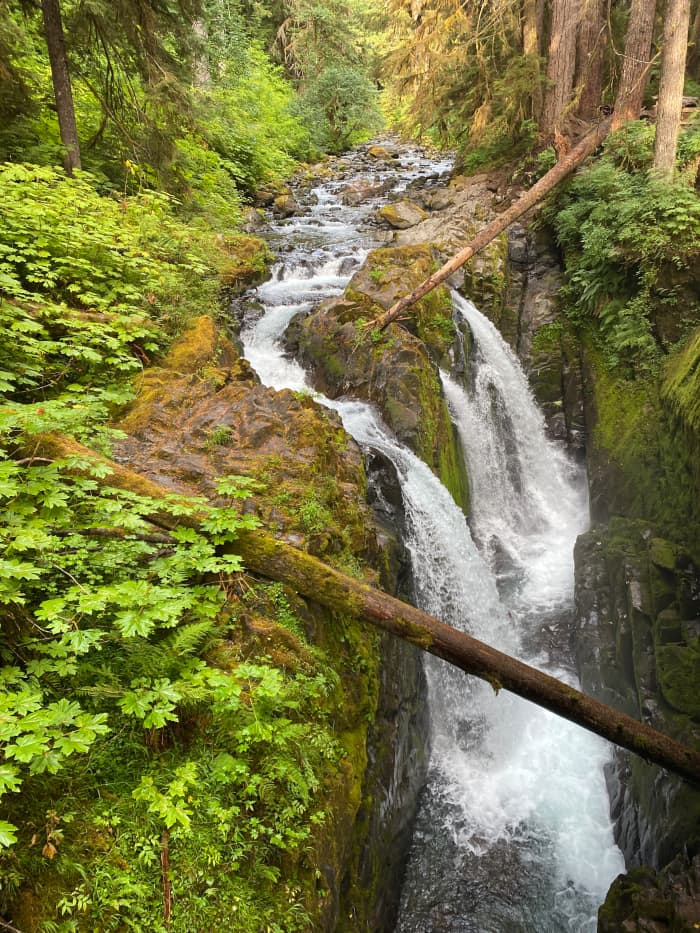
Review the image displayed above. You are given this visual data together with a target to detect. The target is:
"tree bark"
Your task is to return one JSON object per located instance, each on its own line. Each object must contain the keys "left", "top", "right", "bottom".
{"left": 21, "top": 433, "right": 700, "bottom": 787}
{"left": 688, "top": 0, "right": 700, "bottom": 72}
{"left": 41, "top": 0, "right": 81, "bottom": 174}
{"left": 540, "top": 0, "right": 583, "bottom": 137}
{"left": 575, "top": 0, "right": 607, "bottom": 122}
{"left": 369, "top": 115, "right": 613, "bottom": 332}
{"left": 653, "top": 0, "right": 691, "bottom": 176}
{"left": 522, "top": 0, "right": 543, "bottom": 119}
{"left": 612, "top": 0, "right": 657, "bottom": 128}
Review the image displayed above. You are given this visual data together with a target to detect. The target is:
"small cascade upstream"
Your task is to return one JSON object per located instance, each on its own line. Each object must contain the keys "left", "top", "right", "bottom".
{"left": 237, "top": 143, "right": 624, "bottom": 931}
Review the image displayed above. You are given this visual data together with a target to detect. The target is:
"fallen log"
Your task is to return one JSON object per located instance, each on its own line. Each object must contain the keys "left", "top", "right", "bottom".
{"left": 369, "top": 115, "right": 614, "bottom": 332}
{"left": 22, "top": 433, "right": 700, "bottom": 786}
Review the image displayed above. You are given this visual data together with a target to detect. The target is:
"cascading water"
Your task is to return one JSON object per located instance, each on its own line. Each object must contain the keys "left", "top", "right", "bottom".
{"left": 237, "top": 143, "right": 624, "bottom": 931}
{"left": 394, "top": 294, "right": 625, "bottom": 931}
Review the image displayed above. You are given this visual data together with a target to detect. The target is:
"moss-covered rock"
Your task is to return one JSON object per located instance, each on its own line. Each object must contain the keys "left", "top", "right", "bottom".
{"left": 378, "top": 199, "right": 427, "bottom": 229}
{"left": 582, "top": 342, "right": 700, "bottom": 560}
{"left": 662, "top": 325, "right": 700, "bottom": 436}
{"left": 598, "top": 854, "right": 700, "bottom": 932}
{"left": 214, "top": 233, "right": 272, "bottom": 292}
{"left": 7, "top": 315, "right": 429, "bottom": 933}
{"left": 574, "top": 520, "right": 700, "bottom": 869}
{"left": 294, "top": 245, "right": 471, "bottom": 514}
{"left": 367, "top": 145, "right": 393, "bottom": 160}
{"left": 118, "top": 319, "right": 432, "bottom": 931}
{"left": 272, "top": 193, "right": 298, "bottom": 217}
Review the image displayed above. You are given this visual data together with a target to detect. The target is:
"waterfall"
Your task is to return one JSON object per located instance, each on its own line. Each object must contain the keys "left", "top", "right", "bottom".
{"left": 393, "top": 294, "right": 624, "bottom": 932}
{"left": 237, "top": 144, "right": 624, "bottom": 932}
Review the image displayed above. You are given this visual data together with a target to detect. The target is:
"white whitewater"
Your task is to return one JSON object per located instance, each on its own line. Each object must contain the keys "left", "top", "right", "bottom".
{"left": 393, "top": 294, "right": 623, "bottom": 931}
{"left": 238, "top": 146, "right": 623, "bottom": 931}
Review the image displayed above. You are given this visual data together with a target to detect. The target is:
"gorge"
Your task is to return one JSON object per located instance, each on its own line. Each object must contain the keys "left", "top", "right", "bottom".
{"left": 233, "top": 141, "right": 700, "bottom": 929}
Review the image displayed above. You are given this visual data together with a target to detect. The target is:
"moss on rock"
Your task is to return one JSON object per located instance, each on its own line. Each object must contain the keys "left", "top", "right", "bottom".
{"left": 378, "top": 200, "right": 427, "bottom": 229}
{"left": 574, "top": 519, "right": 700, "bottom": 868}
{"left": 297, "top": 245, "right": 470, "bottom": 514}
{"left": 583, "top": 341, "right": 700, "bottom": 560}
{"left": 214, "top": 233, "right": 272, "bottom": 292}
{"left": 8, "top": 313, "right": 414, "bottom": 932}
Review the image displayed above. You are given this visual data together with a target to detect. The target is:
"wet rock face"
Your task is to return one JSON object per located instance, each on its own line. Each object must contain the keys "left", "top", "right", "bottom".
{"left": 337, "top": 451, "right": 429, "bottom": 931}
{"left": 389, "top": 165, "right": 581, "bottom": 450}
{"left": 574, "top": 521, "right": 700, "bottom": 870}
{"left": 348, "top": 633, "right": 430, "bottom": 931}
{"left": 117, "top": 320, "right": 379, "bottom": 565}
{"left": 598, "top": 854, "right": 700, "bottom": 932}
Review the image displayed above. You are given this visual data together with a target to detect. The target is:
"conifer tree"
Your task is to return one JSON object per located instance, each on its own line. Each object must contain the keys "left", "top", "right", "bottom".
{"left": 612, "top": 0, "right": 657, "bottom": 126}
{"left": 653, "top": 0, "right": 691, "bottom": 176}
{"left": 41, "top": 0, "right": 81, "bottom": 172}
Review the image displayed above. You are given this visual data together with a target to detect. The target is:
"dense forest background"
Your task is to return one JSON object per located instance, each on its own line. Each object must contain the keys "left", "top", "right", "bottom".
{"left": 1, "top": 0, "right": 700, "bottom": 928}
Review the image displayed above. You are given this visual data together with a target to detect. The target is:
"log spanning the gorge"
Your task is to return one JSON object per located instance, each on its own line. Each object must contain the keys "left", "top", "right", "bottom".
{"left": 369, "top": 115, "right": 614, "bottom": 332}
{"left": 26, "top": 433, "right": 700, "bottom": 786}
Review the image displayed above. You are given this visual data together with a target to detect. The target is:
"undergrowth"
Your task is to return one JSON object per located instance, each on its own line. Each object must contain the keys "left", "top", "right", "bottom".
{"left": 0, "top": 158, "right": 354, "bottom": 931}
{"left": 545, "top": 122, "right": 700, "bottom": 375}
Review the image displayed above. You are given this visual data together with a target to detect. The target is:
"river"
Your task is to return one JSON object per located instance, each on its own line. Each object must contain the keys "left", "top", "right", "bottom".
{"left": 236, "top": 141, "right": 625, "bottom": 931}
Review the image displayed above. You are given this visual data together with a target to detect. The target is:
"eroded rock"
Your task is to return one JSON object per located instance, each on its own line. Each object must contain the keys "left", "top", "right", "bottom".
{"left": 113, "top": 314, "right": 430, "bottom": 932}
{"left": 599, "top": 854, "right": 700, "bottom": 932}
{"left": 272, "top": 193, "right": 299, "bottom": 217}
{"left": 574, "top": 520, "right": 700, "bottom": 869}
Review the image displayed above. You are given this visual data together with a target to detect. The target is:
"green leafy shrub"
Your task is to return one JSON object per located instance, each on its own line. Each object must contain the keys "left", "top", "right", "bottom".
{"left": 546, "top": 126, "right": 700, "bottom": 371}
{"left": 0, "top": 163, "right": 224, "bottom": 406}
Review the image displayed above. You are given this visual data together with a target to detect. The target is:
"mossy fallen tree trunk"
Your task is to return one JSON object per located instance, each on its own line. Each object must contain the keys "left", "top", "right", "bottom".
{"left": 26, "top": 432, "right": 700, "bottom": 786}
{"left": 369, "top": 115, "right": 614, "bottom": 332}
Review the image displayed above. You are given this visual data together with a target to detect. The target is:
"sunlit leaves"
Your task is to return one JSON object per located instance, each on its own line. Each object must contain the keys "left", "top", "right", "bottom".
{"left": 0, "top": 691, "right": 109, "bottom": 778}
{"left": 0, "top": 449, "right": 262, "bottom": 846}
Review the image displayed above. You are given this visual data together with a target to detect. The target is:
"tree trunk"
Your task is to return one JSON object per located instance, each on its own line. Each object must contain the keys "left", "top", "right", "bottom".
{"left": 540, "top": 0, "right": 582, "bottom": 137}
{"left": 522, "top": 0, "right": 543, "bottom": 119}
{"left": 22, "top": 433, "right": 700, "bottom": 786}
{"left": 688, "top": 0, "right": 700, "bottom": 72}
{"left": 193, "top": 20, "right": 210, "bottom": 86}
{"left": 612, "top": 0, "right": 657, "bottom": 127}
{"left": 369, "top": 115, "right": 613, "bottom": 332}
{"left": 575, "top": 0, "right": 607, "bottom": 122}
{"left": 41, "top": 0, "right": 81, "bottom": 174}
{"left": 653, "top": 0, "right": 691, "bottom": 176}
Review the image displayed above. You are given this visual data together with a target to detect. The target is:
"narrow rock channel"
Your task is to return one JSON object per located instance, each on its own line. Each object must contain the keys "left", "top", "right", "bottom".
{"left": 235, "top": 140, "right": 625, "bottom": 932}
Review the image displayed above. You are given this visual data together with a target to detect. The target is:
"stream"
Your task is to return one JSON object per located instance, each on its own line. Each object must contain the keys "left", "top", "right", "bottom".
{"left": 236, "top": 143, "right": 625, "bottom": 931}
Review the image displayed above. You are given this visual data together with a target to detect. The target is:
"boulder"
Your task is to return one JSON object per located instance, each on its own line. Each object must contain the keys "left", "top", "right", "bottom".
{"left": 341, "top": 178, "right": 394, "bottom": 206}
{"left": 378, "top": 199, "right": 428, "bottom": 229}
{"left": 367, "top": 145, "right": 393, "bottom": 160}
{"left": 599, "top": 854, "right": 700, "bottom": 932}
{"left": 272, "top": 193, "right": 299, "bottom": 217}
{"left": 241, "top": 206, "right": 267, "bottom": 233}
{"left": 254, "top": 181, "right": 289, "bottom": 206}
